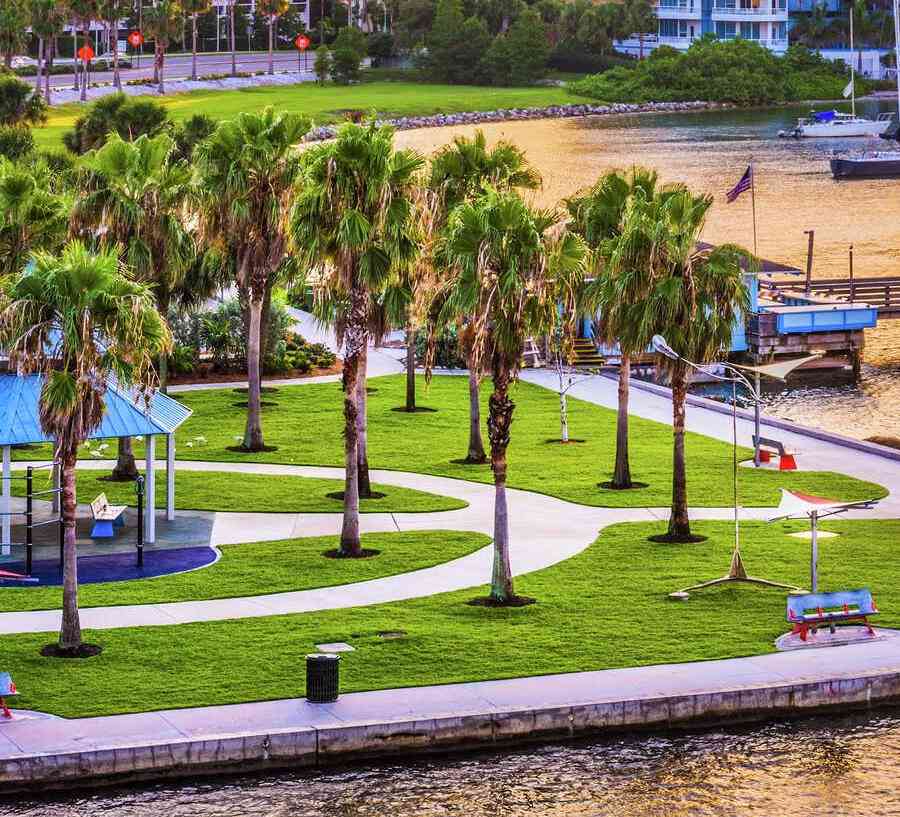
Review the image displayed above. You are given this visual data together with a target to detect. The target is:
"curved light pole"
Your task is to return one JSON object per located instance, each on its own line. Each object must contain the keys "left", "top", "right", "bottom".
{"left": 651, "top": 335, "right": 799, "bottom": 600}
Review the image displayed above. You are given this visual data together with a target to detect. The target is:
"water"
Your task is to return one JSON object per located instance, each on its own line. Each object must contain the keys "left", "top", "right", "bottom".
{"left": 7, "top": 708, "right": 900, "bottom": 816}
{"left": 396, "top": 104, "right": 900, "bottom": 439}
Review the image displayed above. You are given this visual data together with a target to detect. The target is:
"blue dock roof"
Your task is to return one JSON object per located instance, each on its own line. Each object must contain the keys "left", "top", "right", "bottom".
{"left": 0, "top": 373, "right": 192, "bottom": 447}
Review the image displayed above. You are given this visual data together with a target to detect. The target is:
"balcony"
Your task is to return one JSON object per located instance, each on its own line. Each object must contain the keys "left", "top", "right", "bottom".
{"left": 711, "top": 3, "right": 788, "bottom": 18}
{"left": 656, "top": 1, "right": 702, "bottom": 17}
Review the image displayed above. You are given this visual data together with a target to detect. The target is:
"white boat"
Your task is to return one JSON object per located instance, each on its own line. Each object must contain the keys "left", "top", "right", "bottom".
{"left": 783, "top": 111, "right": 894, "bottom": 138}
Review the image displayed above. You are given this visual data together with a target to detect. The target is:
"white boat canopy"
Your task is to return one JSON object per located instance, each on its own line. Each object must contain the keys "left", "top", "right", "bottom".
{"left": 730, "top": 353, "right": 824, "bottom": 383}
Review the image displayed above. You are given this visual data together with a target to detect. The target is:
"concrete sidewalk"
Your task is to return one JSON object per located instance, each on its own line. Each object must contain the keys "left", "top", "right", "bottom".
{"left": 4, "top": 631, "right": 900, "bottom": 790}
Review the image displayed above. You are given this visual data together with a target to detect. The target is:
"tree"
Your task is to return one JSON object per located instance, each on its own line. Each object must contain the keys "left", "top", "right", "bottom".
{"left": 257, "top": 0, "right": 290, "bottom": 75}
{"left": 576, "top": 1, "right": 625, "bottom": 56}
{"left": 0, "top": 0, "right": 27, "bottom": 69}
{"left": 635, "top": 190, "right": 751, "bottom": 542}
{"left": 790, "top": 2, "right": 835, "bottom": 49}
{"left": 0, "top": 74, "right": 47, "bottom": 127}
{"left": 144, "top": 0, "right": 182, "bottom": 94}
{"left": 71, "top": 132, "right": 194, "bottom": 394}
{"left": 195, "top": 108, "right": 311, "bottom": 452}
{"left": 63, "top": 93, "right": 169, "bottom": 154}
{"left": 438, "top": 189, "right": 585, "bottom": 604}
{"left": 29, "top": 0, "right": 61, "bottom": 99}
{"left": 290, "top": 122, "right": 424, "bottom": 556}
{"left": 0, "top": 156, "right": 71, "bottom": 280}
{"left": 423, "top": 0, "right": 465, "bottom": 83}
{"left": 314, "top": 43, "right": 332, "bottom": 82}
{"left": 226, "top": 0, "right": 237, "bottom": 75}
{"left": 181, "top": 0, "right": 212, "bottom": 81}
{"left": 69, "top": 0, "right": 99, "bottom": 102}
{"left": 98, "top": 0, "right": 130, "bottom": 90}
{"left": 331, "top": 25, "right": 365, "bottom": 83}
{"left": 622, "top": 0, "right": 656, "bottom": 60}
{"left": 482, "top": 6, "right": 550, "bottom": 86}
{"left": 567, "top": 167, "right": 666, "bottom": 490}
{"left": 0, "top": 241, "right": 169, "bottom": 653}
{"left": 427, "top": 130, "right": 540, "bottom": 463}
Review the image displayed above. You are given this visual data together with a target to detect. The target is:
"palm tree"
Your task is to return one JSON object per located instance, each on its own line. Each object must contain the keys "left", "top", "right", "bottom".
{"left": 790, "top": 2, "right": 834, "bottom": 49}
{"left": 257, "top": 0, "right": 290, "bottom": 75}
{"left": 69, "top": 0, "right": 98, "bottom": 102}
{"left": 144, "top": 0, "right": 182, "bottom": 94}
{"left": 98, "top": 0, "right": 130, "bottom": 90}
{"left": 0, "top": 241, "right": 169, "bottom": 653}
{"left": 181, "top": 0, "right": 211, "bottom": 81}
{"left": 29, "top": 0, "right": 54, "bottom": 98}
{"left": 195, "top": 108, "right": 311, "bottom": 452}
{"left": 636, "top": 190, "right": 751, "bottom": 542}
{"left": 0, "top": 157, "right": 71, "bottom": 279}
{"left": 439, "top": 190, "right": 586, "bottom": 603}
{"left": 427, "top": 131, "right": 541, "bottom": 464}
{"left": 290, "top": 122, "right": 424, "bottom": 556}
{"left": 71, "top": 129, "right": 193, "bottom": 392}
{"left": 621, "top": 0, "right": 656, "bottom": 59}
{"left": 0, "top": 0, "right": 27, "bottom": 69}
{"left": 567, "top": 167, "right": 669, "bottom": 490}
{"left": 226, "top": 0, "right": 237, "bottom": 76}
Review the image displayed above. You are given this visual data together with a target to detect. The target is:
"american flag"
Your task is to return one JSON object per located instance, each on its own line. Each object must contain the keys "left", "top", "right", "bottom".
{"left": 726, "top": 165, "right": 753, "bottom": 203}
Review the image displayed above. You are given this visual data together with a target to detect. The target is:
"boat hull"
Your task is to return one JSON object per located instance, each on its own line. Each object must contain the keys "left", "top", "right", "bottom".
{"left": 830, "top": 156, "right": 900, "bottom": 178}
{"left": 797, "top": 120, "right": 892, "bottom": 138}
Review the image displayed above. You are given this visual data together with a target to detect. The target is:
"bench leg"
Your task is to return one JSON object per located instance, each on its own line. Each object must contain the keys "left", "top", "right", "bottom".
{"left": 779, "top": 453, "right": 797, "bottom": 471}
{"left": 113, "top": 514, "right": 125, "bottom": 529}
{"left": 0, "top": 698, "right": 10, "bottom": 719}
{"left": 759, "top": 449, "right": 771, "bottom": 464}
{"left": 91, "top": 520, "right": 115, "bottom": 538}
{"left": 864, "top": 616, "right": 876, "bottom": 636}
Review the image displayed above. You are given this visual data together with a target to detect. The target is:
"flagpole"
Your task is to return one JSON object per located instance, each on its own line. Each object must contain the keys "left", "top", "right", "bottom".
{"left": 750, "top": 160, "right": 758, "bottom": 257}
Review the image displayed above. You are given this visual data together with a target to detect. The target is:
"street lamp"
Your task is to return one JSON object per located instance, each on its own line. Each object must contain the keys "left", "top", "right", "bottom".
{"left": 650, "top": 335, "right": 799, "bottom": 600}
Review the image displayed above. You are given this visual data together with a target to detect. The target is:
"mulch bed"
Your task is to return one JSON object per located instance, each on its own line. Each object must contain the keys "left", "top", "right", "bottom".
{"left": 168, "top": 361, "right": 342, "bottom": 386}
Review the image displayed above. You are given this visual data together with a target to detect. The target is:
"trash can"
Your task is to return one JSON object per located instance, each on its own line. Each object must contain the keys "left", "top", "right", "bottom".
{"left": 306, "top": 653, "right": 341, "bottom": 703}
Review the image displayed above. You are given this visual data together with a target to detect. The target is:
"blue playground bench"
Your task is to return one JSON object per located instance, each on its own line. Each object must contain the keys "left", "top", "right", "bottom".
{"left": 0, "top": 672, "right": 17, "bottom": 718}
{"left": 786, "top": 588, "right": 878, "bottom": 641}
{"left": 90, "top": 493, "right": 127, "bottom": 538}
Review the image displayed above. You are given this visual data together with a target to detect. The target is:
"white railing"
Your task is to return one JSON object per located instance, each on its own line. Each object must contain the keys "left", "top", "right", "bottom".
{"left": 657, "top": 1, "right": 697, "bottom": 9}
{"left": 712, "top": 5, "right": 789, "bottom": 15}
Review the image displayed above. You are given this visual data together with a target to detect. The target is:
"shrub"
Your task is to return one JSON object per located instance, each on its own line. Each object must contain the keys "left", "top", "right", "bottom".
{"left": 173, "top": 113, "right": 217, "bottom": 162}
{"left": 168, "top": 344, "right": 197, "bottom": 376}
{"left": 314, "top": 45, "right": 332, "bottom": 83}
{"left": 331, "top": 27, "right": 366, "bottom": 85}
{"left": 481, "top": 7, "right": 550, "bottom": 86}
{"left": 34, "top": 148, "right": 76, "bottom": 190}
{"left": 0, "top": 74, "right": 47, "bottom": 126}
{"left": 0, "top": 125, "right": 34, "bottom": 160}
{"left": 63, "top": 93, "right": 169, "bottom": 154}
{"left": 416, "top": 326, "right": 466, "bottom": 369}
{"left": 367, "top": 31, "right": 395, "bottom": 65}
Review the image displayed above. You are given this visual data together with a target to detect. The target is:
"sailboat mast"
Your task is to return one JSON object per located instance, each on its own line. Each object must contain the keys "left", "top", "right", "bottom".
{"left": 850, "top": 1, "right": 856, "bottom": 118}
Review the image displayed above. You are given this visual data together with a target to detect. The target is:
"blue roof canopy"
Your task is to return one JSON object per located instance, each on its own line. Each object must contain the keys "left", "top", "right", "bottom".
{"left": 0, "top": 374, "right": 192, "bottom": 447}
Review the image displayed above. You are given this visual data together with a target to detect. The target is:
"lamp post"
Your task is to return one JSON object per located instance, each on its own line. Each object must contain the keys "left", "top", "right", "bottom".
{"left": 650, "top": 335, "right": 798, "bottom": 599}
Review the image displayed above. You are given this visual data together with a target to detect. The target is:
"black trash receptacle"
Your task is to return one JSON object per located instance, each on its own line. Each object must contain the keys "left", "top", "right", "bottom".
{"left": 306, "top": 653, "right": 341, "bottom": 703}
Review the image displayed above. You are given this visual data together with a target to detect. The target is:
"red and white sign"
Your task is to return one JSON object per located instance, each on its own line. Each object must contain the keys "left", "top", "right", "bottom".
{"left": 294, "top": 34, "right": 311, "bottom": 51}
{"left": 77, "top": 45, "right": 95, "bottom": 63}
{"left": 127, "top": 30, "right": 144, "bottom": 48}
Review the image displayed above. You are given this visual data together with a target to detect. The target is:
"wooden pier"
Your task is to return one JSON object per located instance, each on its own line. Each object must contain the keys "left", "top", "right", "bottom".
{"left": 761, "top": 277, "right": 900, "bottom": 319}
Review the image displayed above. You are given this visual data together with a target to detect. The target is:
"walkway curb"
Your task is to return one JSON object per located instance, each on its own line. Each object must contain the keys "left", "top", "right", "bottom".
{"left": 617, "top": 374, "right": 900, "bottom": 463}
{"left": 4, "top": 665, "right": 900, "bottom": 792}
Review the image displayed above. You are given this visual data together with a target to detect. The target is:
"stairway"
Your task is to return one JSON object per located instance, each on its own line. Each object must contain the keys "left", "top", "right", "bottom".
{"left": 572, "top": 339, "right": 605, "bottom": 368}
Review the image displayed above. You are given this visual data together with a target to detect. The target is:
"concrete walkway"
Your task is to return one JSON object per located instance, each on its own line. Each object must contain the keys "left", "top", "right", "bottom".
{"left": 4, "top": 632, "right": 900, "bottom": 789}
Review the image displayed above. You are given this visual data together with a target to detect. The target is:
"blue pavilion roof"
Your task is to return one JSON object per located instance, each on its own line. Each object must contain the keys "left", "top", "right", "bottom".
{"left": 0, "top": 373, "right": 192, "bottom": 447}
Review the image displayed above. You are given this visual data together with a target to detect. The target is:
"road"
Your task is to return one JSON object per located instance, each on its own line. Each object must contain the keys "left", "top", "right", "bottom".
{"left": 38, "top": 51, "right": 313, "bottom": 90}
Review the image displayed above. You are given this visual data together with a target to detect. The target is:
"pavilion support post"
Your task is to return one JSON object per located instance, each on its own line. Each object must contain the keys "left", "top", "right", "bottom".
{"left": 145, "top": 436, "right": 156, "bottom": 545}
{"left": 1, "top": 445, "right": 10, "bottom": 555}
{"left": 810, "top": 510, "right": 819, "bottom": 593}
{"left": 166, "top": 433, "right": 175, "bottom": 522}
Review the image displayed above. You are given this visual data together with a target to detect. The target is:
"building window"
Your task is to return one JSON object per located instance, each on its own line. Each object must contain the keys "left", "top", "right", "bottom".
{"left": 739, "top": 21, "right": 761, "bottom": 37}
{"left": 715, "top": 21, "right": 737, "bottom": 37}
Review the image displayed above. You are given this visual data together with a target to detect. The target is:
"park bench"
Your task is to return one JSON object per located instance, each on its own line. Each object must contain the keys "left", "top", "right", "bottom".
{"left": 752, "top": 435, "right": 797, "bottom": 470}
{"left": 0, "top": 672, "right": 16, "bottom": 718}
{"left": 786, "top": 588, "right": 878, "bottom": 641}
{"left": 90, "top": 493, "right": 127, "bottom": 539}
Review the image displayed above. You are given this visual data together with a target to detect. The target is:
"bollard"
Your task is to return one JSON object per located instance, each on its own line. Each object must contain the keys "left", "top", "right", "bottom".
{"left": 25, "top": 467, "right": 32, "bottom": 576}
{"left": 136, "top": 476, "right": 144, "bottom": 568}
{"left": 306, "top": 653, "right": 341, "bottom": 703}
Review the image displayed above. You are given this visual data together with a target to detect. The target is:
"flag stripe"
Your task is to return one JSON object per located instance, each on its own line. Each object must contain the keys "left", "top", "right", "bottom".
{"left": 726, "top": 166, "right": 752, "bottom": 203}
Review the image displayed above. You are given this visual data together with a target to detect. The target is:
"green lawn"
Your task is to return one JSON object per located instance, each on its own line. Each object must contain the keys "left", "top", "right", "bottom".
{"left": 0, "top": 530, "right": 489, "bottom": 613}
{"left": 11, "top": 469, "right": 466, "bottom": 514}
{"left": 14, "top": 375, "right": 877, "bottom": 509}
{"left": 33, "top": 80, "right": 577, "bottom": 151}
{"left": 8, "top": 518, "right": 898, "bottom": 718}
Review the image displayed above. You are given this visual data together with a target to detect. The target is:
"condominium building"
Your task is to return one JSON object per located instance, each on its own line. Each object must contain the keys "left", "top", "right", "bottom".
{"left": 619, "top": 0, "right": 790, "bottom": 56}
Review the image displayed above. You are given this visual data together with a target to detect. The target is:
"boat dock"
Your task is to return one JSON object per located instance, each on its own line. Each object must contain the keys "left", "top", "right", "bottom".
{"left": 762, "top": 277, "right": 900, "bottom": 319}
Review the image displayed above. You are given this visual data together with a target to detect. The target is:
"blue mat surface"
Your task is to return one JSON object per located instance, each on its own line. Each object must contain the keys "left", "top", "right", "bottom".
{"left": 0, "top": 547, "right": 218, "bottom": 586}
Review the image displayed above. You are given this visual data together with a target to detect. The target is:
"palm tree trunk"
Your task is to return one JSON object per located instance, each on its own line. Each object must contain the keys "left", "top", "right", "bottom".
{"left": 667, "top": 364, "right": 691, "bottom": 540}
{"left": 243, "top": 295, "right": 265, "bottom": 450}
{"left": 156, "top": 43, "right": 165, "bottom": 94}
{"left": 79, "top": 27, "right": 88, "bottom": 102}
{"left": 45, "top": 37, "right": 53, "bottom": 101}
{"left": 191, "top": 14, "right": 198, "bottom": 81}
{"left": 268, "top": 16, "right": 275, "bottom": 74}
{"left": 111, "top": 20, "right": 121, "bottom": 90}
{"left": 58, "top": 446, "right": 82, "bottom": 651}
{"left": 405, "top": 325, "right": 416, "bottom": 411}
{"left": 466, "top": 350, "right": 487, "bottom": 463}
{"left": 230, "top": 1, "right": 237, "bottom": 77}
{"left": 356, "top": 342, "right": 372, "bottom": 499}
{"left": 488, "top": 361, "right": 515, "bottom": 602}
{"left": 340, "top": 287, "right": 366, "bottom": 556}
{"left": 72, "top": 28, "right": 78, "bottom": 91}
{"left": 35, "top": 38, "right": 43, "bottom": 97}
{"left": 112, "top": 436, "right": 139, "bottom": 480}
{"left": 612, "top": 353, "right": 632, "bottom": 488}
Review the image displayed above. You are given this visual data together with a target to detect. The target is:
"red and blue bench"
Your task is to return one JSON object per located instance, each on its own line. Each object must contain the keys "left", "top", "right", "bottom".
{"left": 787, "top": 588, "right": 878, "bottom": 641}
{"left": 90, "top": 493, "right": 127, "bottom": 538}
{"left": 753, "top": 435, "right": 797, "bottom": 470}
{"left": 0, "top": 672, "right": 16, "bottom": 718}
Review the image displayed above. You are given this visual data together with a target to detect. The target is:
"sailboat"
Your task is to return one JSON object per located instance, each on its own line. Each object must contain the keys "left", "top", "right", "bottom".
{"left": 830, "top": 0, "right": 900, "bottom": 177}
{"left": 786, "top": 5, "right": 892, "bottom": 138}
